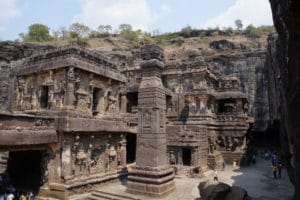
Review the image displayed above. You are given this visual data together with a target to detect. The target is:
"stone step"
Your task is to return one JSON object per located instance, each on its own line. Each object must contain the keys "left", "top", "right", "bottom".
{"left": 89, "top": 190, "right": 141, "bottom": 200}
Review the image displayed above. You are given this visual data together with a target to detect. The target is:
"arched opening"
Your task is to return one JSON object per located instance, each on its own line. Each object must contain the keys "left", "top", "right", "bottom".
{"left": 7, "top": 150, "right": 44, "bottom": 193}
{"left": 126, "top": 133, "right": 136, "bottom": 164}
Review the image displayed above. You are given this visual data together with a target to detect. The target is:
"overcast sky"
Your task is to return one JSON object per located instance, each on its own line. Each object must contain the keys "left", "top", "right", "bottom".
{"left": 0, "top": 0, "right": 273, "bottom": 41}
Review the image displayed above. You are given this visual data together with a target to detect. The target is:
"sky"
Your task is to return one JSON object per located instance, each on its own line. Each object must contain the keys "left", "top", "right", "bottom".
{"left": 0, "top": 0, "right": 274, "bottom": 41}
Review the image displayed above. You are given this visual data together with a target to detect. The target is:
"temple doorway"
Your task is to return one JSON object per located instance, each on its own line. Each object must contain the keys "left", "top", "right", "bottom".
{"left": 182, "top": 148, "right": 191, "bottom": 166}
{"left": 40, "top": 86, "right": 49, "bottom": 108}
{"left": 7, "top": 150, "right": 43, "bottom": 193}
{"left": 126, "top": 133, "right": 136, "bottom": 164}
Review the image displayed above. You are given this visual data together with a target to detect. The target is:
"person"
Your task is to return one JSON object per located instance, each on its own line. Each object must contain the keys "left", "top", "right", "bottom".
{"left": 271, "top": 153, "right": 277, "bottom": 166}
{"left": 6, "top": 193, "right": 14, "bottom": 200}
{"left": 27, "top": 192, "right": 34, "bottom": 200}
{"left": 20, "top": 192, "right": 27, "bottom": 200}
{"left": 221, "top": 160, "right": 226, "bottom": 171}
{"left": 252, "top": 154, "right": 256, "bottom": 164}
{"left": 272, "top": 165, "right": 277, "bottom": 179}
{"left": 278, "top": 162, "right": 282, "bottom": 178}
{"left": 264, "top": 150, "right": 269, "bottom": 160}
{"left": 213, "top": 170, "right": 218, "bottom": 182}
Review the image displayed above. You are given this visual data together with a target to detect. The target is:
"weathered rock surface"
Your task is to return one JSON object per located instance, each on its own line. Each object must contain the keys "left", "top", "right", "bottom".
{"left": 0, "top": 41, "right": 55, "bottom": 62}
{"left": 209, "top": 51, "right": 269, "bottom": 132}
{"left": 268, "top": 0, "right": 300, "bottom": 198}
{"left": 198, "top": 180, "right": 248, "bottom": 200}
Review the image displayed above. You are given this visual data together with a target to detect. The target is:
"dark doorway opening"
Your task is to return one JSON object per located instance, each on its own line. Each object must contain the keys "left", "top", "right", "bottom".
{"left": 126, "top": 133, "right": 136, "bottom": 164}
{"left": 40, "top": 86, "right": 49, "bottom": 108}
{"left": 182, "top": 148, "right": 191, "bottom": 166}
{"left": 126, "top": 92, "right": 138, "bottom": 113}
{"left": 7, "top": 150, "right": 43, "bottom": 193}
{"left": 92, "top": 88, "right": 102, "bottom": 115}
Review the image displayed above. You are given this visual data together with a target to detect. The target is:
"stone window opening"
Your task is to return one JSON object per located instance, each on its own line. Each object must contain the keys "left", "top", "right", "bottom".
{"left": 126, "top": 92, "right": 138, "bottom": 113}
{"left": 40, "top": 86, "right": 49, "bottom": 109}
{"left": 218, "top": 99, "right": 236, "bottom": 113}
{"left": 92, "top": 87, "right": 102, "bottom": 115}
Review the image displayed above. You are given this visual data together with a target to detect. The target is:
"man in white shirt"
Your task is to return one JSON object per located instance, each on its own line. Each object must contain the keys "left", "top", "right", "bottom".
{"left": 6, "top": 193, "right": 15, "bottom": 200}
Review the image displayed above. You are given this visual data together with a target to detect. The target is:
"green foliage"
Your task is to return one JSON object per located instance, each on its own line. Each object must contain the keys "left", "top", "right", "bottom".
{"left": 89, "top": 30, "right": 101, "bottom": 38}
{"left": 69, "top": 23, "right": 90, "bottom": 38}
{"left": 244, "top": 24, "right": 262, "bottom": 38}
{"left": 211, "top": 31, "right": 219, "bottom": 36}
{"left": 69, "top": 31, "right": 79, "bottom": 39}
{"left": 152, "top": 33, "right": 184, "bottom": 46}
{"left": 121, "top": 29, "right": 139, "bottom": 42}
{"left": 119, "top": 24, "right": 132, "bottom": 32}
{"left": 23, "top": 23, "right": 52, "bottom": 42}
{"left": 244, "top": 25, "right": 276, "bottom": 38}
{"left": 98, "top": 25, "right": 112, "bottom": 34}
{"left": 258, "top": 25, "right": 276, "bottom": 33}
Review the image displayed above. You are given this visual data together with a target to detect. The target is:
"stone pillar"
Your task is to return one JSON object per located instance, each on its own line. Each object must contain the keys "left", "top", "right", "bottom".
{"left": 126, "top": 44, "right": 175, "bottom": 197}
{"left": 61, "top": 139, "right": 73, "bottom": 180}
{"left": 121, "top": 95, "right": 127, "bottom": 113}
{"left": 64, "top": 67, "right": 76, "bottom": 109}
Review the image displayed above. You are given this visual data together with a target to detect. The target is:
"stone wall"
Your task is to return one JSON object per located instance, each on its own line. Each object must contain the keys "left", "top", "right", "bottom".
{"left": 0, "top": 63, "right": 12, "bottom": 112}
{"left": 268, "top": 0, "right": 300, "bottom": 198}
{"left": 0, "top": 152, "right": 8, "bottom": 173}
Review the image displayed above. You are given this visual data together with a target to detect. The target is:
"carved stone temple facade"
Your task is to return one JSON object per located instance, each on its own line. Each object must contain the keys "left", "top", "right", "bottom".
{"left": 0, "top": 44, "right": 252, "bottom": 199}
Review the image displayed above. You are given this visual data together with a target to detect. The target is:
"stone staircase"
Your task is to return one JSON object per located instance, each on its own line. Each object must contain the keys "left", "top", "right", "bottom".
{"left": 88, "top": 190, "right": 141, "bottom": 200}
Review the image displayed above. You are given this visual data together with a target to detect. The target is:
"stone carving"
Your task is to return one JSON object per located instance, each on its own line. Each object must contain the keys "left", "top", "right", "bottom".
{"left": 106, "top": 93, "right": 118, "bottom": 113}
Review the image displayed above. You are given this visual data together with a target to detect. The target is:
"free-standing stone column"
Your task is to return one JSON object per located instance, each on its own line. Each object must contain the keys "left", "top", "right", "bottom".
{"left": 126, "top": 44, "right": 175, "bottom": 197}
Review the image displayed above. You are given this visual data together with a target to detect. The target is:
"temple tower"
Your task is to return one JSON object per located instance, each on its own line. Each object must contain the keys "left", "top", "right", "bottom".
{"left": 126, "top": 44, "right": 175, "bottom": 197}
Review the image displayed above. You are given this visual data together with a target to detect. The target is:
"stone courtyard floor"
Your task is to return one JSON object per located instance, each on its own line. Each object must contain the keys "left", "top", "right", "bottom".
{"left": 83, "top": 157, "right": 294, "bottom": 200}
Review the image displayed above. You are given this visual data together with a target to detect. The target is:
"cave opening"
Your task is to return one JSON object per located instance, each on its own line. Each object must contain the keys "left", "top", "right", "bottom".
{"left": 126, "top": 133, "right": 136, "bottom": 164}
{"left": 7, "top": 150, "right": 43, "bottom": 193}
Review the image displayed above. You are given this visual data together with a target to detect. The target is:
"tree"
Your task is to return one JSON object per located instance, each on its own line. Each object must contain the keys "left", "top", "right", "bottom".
{"left": 52, "top": 29, "right": 60, "bottom": 40}
{"left": 119, "top": 24, "right": 132, "bottom": 32}
{"left": 59, "top": 26, "right": 68, "bottom": 40}
{"left": 98, "top": 25, "right": 106, "bottom": 33}
{"left": 104, "top": 25, "right": 112, "bottom": 33}
{"left": 234, "top": 19, "right": 243, "bottom": 30}
{"left": 69, "top": 23, "right": 90, "bottom": 38}
{"left": 18, "top": 33, "right": 25, "bottom": 41}
{"left": 24, "top": 23, "right": 52, "bottom": 42}
{"left": 180, "top": 25, "right": 192, "bottom": 37}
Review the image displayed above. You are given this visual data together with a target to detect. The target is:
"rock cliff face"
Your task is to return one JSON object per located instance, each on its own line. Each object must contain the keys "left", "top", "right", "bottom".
{"left": 268, "top": 0, "right": 300, "bottom": 198}
{"left": 209, "top": 51, "right": 269, "bottom": 132}
{"left": 0, "top": 41, "right": 54, "bottom": 62}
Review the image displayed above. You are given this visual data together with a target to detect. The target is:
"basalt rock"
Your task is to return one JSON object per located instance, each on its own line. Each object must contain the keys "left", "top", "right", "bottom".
{"left": 198, "top": 180, "right": 248, "bottom": 200}
{"left": 0, "top": 41, "right": 55, "bottom": 62}
{"left": 268, "top": 0, "right": 300, "bottom": 198}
